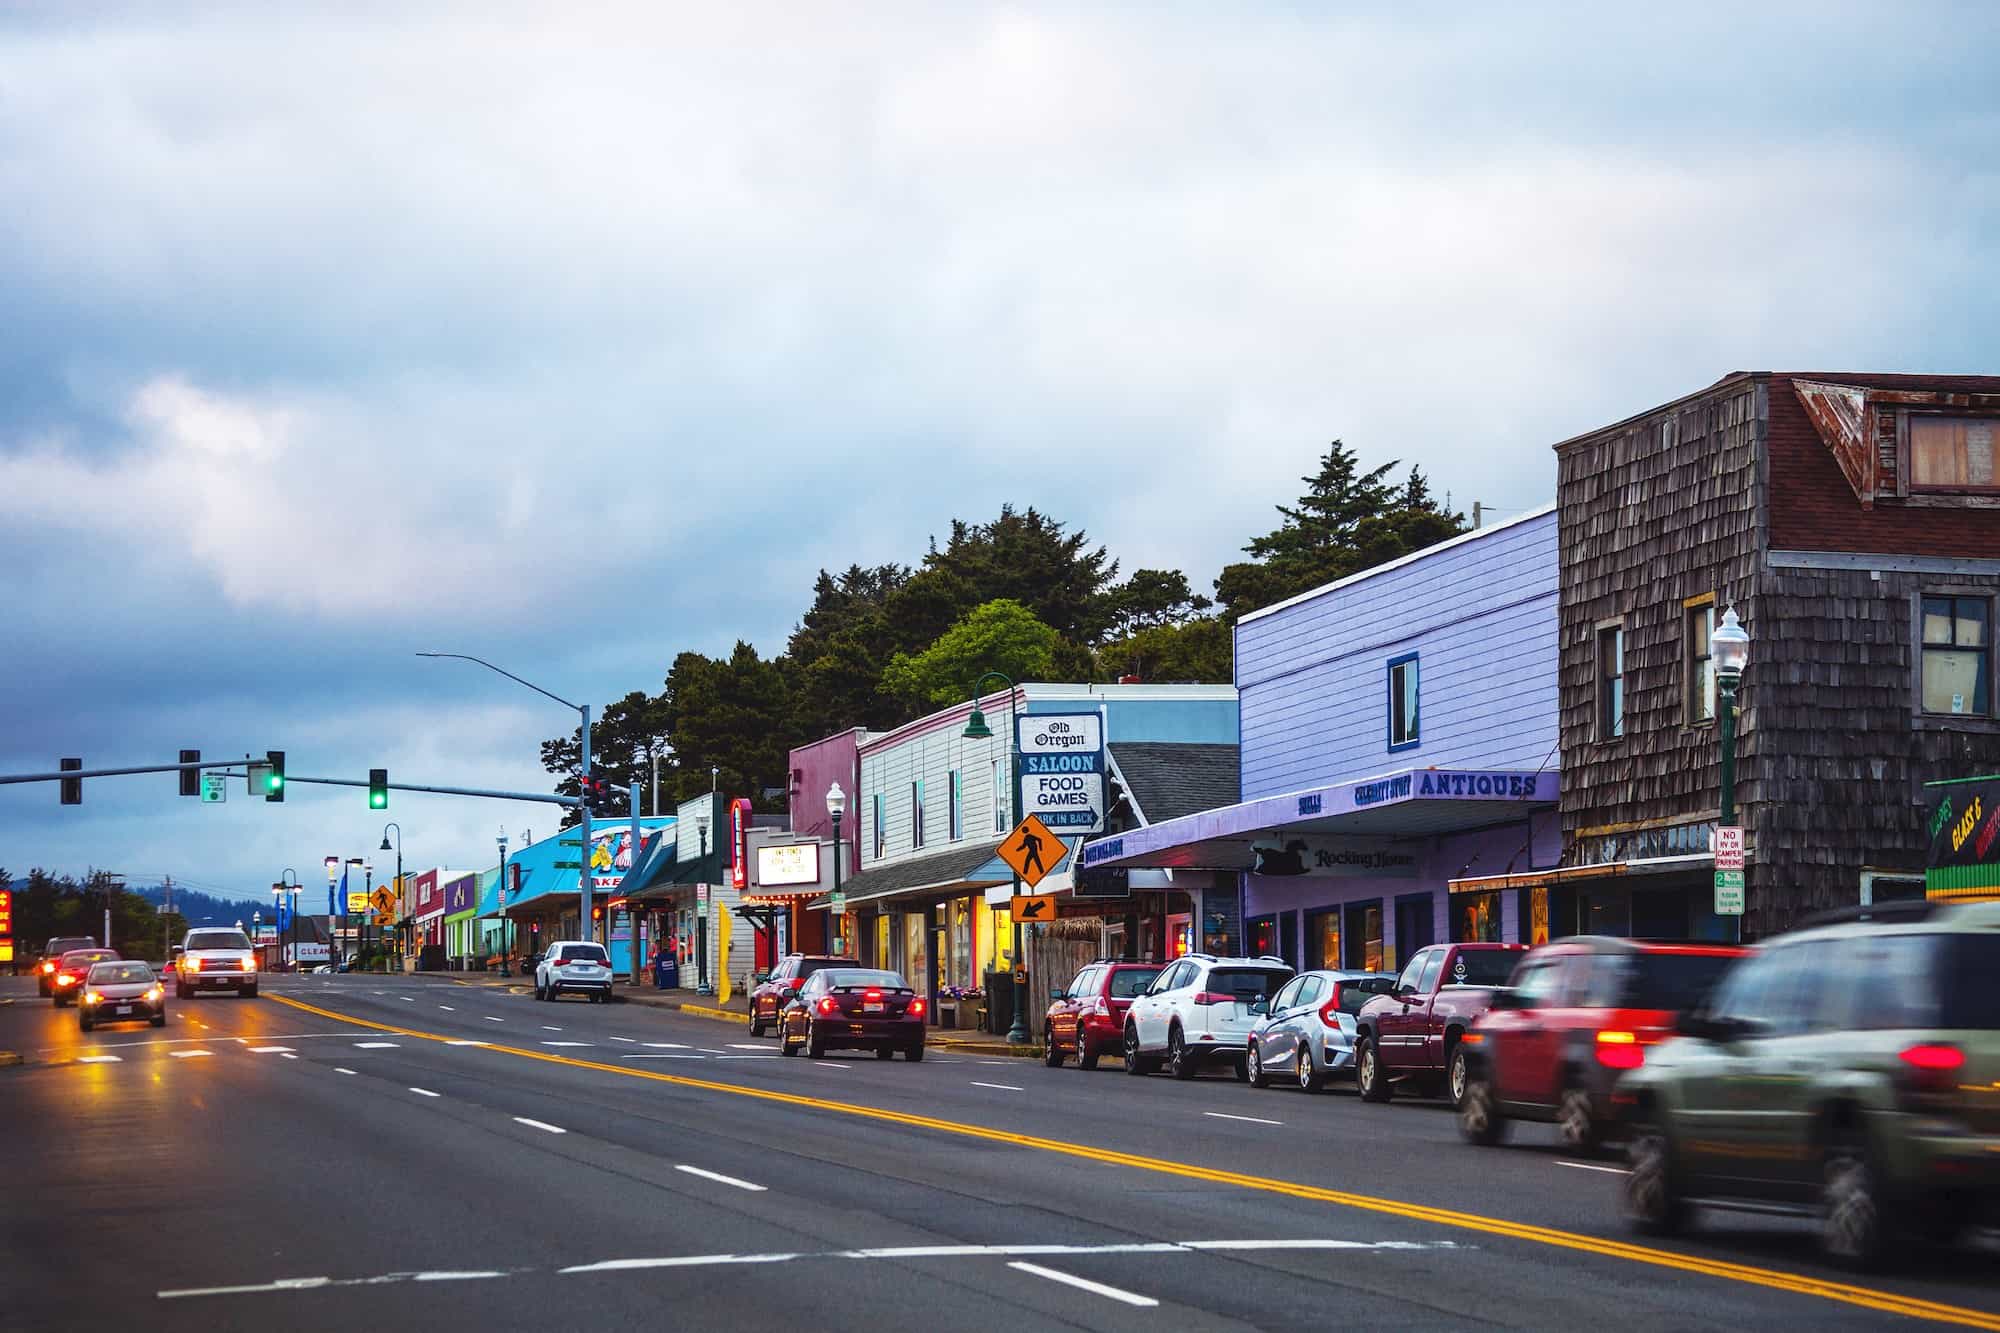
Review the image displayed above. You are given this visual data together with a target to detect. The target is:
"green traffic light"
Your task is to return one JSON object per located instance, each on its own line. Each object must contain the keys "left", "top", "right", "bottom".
{"left": 268, "top": 774, "right": 284, "bottom": 792}
{"left": 369, "top": 791, "right": 387, "bottom": 810}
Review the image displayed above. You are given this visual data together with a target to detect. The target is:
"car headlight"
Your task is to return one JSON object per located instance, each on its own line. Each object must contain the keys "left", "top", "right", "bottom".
{"left": 56, "top": 974, "right": 78, "bottom": 986}
{"left": 146, "top": 986, "right": 163, "bottom": 1002}
{"left": 84, "top": 991, "right": 102, "bottom": 1005}
{"left": 239, "top": 958, "right": 255, "bottom": 972}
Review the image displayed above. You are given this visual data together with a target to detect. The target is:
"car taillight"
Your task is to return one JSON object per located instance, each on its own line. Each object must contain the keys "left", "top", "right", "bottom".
{"left": 1595, "top": 1030, "right": 1643, "bottom": 1070}
{"left": 57, "top": 973, "right": 79, "bottom": 986}
{"left": 1318, "top": 998, "right": 1342, "bottom": 1028}
{"left": 1193, "top": 991, "right": 1234, "bottom": 1006}
{"left": 41, "top": 961, "right": 55, "bottom": 974}
{"left": 908, "top": 998, "right": 926, "bottom": 1019}
{"left": 865, "top": 989, "right": 883, "bottom": 1000}
{"left": 1898, "top": 1043, "right": 1965, "bottom": 1105}
{"left": 817, "top": 996, "right": 839, "bottom": 1015}
{"left": 1089, "top": 996, "right": 1110, "bottom": 1016}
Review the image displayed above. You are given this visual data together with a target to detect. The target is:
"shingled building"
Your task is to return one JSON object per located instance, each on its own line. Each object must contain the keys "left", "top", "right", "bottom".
{"left": 1550, "top": 372, "right": 2000, "bottom": 938}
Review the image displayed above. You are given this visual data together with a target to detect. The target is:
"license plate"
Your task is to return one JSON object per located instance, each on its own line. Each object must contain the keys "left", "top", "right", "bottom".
{"left": 862, "top": 1002, "right": 884, "bottom": 1013}
{"left": 114, "top": 1005, "right": 132, "bottom": 1015}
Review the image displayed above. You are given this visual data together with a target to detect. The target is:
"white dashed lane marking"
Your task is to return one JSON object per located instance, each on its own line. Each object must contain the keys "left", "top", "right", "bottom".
{"left": 673, "top": 1165, "right": 766, "bottom": 1193}
{"left": 971, "top": 1081, "right": 1023, "bottom": 1092}
{"left": 1557, "top": 1161, "right": 1629, "bottom": 1175}
{"left": 169, "top": 1050, "right": 212, "bottom": 1059}
{"left": 1007, "top": 1261, "right": 1158, "bottom": 1308}
{"left": 608, "top": 1036, "right": 636, "bottom": 1043}
{"left": 484, "top": 1017, "right": 505, "bottom": 1023}
{"left": 439, "top": 1006, "right": 456, "bottom": 1012}
{"left": 446, "top": 1040, "right": 489, "bottom": 1047}
{"left": 1204, "top": 1112, "right": 1282, "bottom": 1127}
{"left": 78, "top": 1055, "right": 122, "bottom": 1064}
{"left": 541, "top": 1041, "right": 594, "bottom": 1048}
{"left": 334, "top": 1068, "right": 357, "bottom": 1075}
{"left": 408, "top": 1087, "right": 441, "bottom": 1098}
{"left": 249, "top": 1046, "right": 294, "bottom": 1054}
{"left": 513, "top": 1117, "right": 566, "bottom": 1135}
{"left": 353, "top": 1042, "right": 399, "bottom": 1049}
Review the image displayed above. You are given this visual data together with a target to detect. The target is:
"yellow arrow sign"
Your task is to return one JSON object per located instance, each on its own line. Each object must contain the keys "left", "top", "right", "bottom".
{"left": 1010, "top": 893, "right": 1059, "bottom": 924}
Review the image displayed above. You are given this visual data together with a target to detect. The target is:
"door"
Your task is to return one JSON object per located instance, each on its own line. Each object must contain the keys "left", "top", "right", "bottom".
{"left": 1276, "top": 910, "right": 1299, "bottom": 969}
{"left": 1246, "top": 915, "right": 1277, "bottom": 959}
{"left": 1344, "top": 901, "right": 1384, "bottom": 972}
{"left": 1133, "top": 960, "right": 1189, "bottom": 1048}
{"left": 1410, "top": 949, "right": 1452, "bottom": 1069}
{"left": 1680, "top": 944, "right": 1812, "bottom": 1195}
{"left": 1395, "top": 892, "right": 1436, "bottom": 965}
{"left": 1050, "top": 965, "right": 1097, "bottom": 1050}
{"left": 1260, "top": 976, "right": 1307, "bottom": 1067}
{"left": 1491, "top": 951, "right": 1570, "bottom": 1108}
{"left": 1376, "top": 947, "right": 1437, "bottom": 1068}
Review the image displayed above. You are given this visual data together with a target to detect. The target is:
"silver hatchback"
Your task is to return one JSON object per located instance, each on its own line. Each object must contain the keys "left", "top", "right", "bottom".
{"left": 1246, "top": 969, "right": 1397, "bottom": 1092}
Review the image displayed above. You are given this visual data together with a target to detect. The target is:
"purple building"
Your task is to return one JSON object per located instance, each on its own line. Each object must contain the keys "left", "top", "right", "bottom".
{"left": 1080, "top": 506, "right": 1561, "bottom": 972}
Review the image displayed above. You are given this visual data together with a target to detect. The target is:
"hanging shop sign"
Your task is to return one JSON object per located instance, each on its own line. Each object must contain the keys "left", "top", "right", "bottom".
{"left": 1248, "top": 836, "right": 1418, "bottom": 879}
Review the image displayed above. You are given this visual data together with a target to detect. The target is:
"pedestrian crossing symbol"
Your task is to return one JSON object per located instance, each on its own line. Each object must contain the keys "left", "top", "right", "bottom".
{"left": 998, "top": 813, "right": 1068, "bottom": 889}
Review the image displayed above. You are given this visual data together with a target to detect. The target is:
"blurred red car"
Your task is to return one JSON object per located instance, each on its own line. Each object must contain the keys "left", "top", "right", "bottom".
{"left": 50, "top": 948, "right": 120, "bottom": 1008}
{"left": 748, "top": 954, "right": 857, "bottom": 1037}
{"left": 1457, "top": 936, "right": 1748, "bottom": 1153}
{"left": 1045, "top": 960, "right": 1164, "bottom": 1070}
{"left": 778, "top": 967, "right": 927, "bottom": 1060}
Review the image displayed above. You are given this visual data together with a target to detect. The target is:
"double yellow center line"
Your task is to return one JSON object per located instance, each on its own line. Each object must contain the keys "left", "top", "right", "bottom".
{"left": 271, "top": 993, "right": 2000, "bottom": 1329}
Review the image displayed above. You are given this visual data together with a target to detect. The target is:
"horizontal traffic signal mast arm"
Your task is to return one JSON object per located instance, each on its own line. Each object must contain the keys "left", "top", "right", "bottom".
{"left": 3, "top": 761, "right": 581, "bottom": 807}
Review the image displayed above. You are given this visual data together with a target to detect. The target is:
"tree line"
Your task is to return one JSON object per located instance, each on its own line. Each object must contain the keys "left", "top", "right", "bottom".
{"left": 543, "top": 442, "right": 1465, "bottom": 820}
{"left": 4, "top": 868, "right": 189, "bottom": 963}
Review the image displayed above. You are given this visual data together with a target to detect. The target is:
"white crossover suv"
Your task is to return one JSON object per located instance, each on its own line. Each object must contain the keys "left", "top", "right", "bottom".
{"left": 175, "top": 927, "right": 259, "bottom": 999}
{"left": 1122, "top": 953, "right": 1294, "bottom": 1080}
{"left": 535, "top": 940, "right": 614, "bottom": 1003}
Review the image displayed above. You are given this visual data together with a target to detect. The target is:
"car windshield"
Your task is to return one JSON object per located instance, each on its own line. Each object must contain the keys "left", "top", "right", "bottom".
{"left": 47, "top": 938, "right": 95, "bottom": 954}
{"left": 1447, "top": 951, "right": 1519, "bottom": 986}
{"left": 186, "top": 930, "right": 250, "bottom": 951}
{"left": 1208, "top": 967, "right": 1291, "bottom": 1002}
{"left": 1107, "top": 968, "right": 1162, "bottom": 998}
{"left": 1612, "top": 951, "right": 1741, "bottom": 1012}
{"left": 824, "top": 969, "right": 906, "bottom": 990}
{"left": 90, "top": 963, "right": 155, "bottom": 984}
{"left": 560, "top": 946, "right": 607, "bottom": 964}
{"left": 63, "top": 951, "right": 116, "bottom": 967}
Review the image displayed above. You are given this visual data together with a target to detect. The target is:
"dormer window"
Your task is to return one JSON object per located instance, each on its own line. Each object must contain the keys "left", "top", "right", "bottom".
{"left": 1910, "top": 417, "right": 1998, "bottom": 492}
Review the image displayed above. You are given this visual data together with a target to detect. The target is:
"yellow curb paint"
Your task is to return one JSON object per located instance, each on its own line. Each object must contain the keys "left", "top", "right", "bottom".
{"left": 265, "top": 994, "right": 2000, "bottom": 1331}
{"left": 673, "top": 1003, "right": 739, "bottom": 1022}
{"left": 0, "top": 1051, "right": 22, "bottom": 1068}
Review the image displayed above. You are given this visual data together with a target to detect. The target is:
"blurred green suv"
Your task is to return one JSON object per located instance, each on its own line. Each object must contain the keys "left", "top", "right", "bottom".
{"left": 1617, "top": 900, "right": 2000, "bottom": 1267}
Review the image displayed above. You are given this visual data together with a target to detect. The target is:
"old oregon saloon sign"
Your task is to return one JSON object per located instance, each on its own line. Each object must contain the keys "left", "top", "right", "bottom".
{"left": 1927, "top": 775, "right": 2000, "bottom": 901}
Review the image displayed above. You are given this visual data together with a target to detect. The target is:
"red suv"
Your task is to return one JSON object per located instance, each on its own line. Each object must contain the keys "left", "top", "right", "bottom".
{"left": 1457, "top": 936, "right": 1747, "bottom": 1153}
{"left": 749, "top": 954, "right": 858, "bottom": 1036}
{"left": 1045, "top": 960, "right": 1164, "bottom": 1070}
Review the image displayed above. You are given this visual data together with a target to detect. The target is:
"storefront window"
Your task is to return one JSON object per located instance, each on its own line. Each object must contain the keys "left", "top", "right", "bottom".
{"left": 903, "top": 913, "right": 927, "bottom": 994}
{"left": 950, "top": 897, "right": 972, "bottom": 987}
{"left": 1306, "top": 909, "right": 1340, "bottom": 970}
{"left": 873, "top": 914, "right": 890, "bottom": 969}
{"left": 1168, "top": 913, "right": 1193, "bottom": 958}
{"left": 1344, "top": 901, "right": 1384, "bottom": 972}
{"left": 1452, "top": 891, "right": 1502, "bottom": 943}
{"left": 1526, "top": 886, "right": 1550, "bottom": 946}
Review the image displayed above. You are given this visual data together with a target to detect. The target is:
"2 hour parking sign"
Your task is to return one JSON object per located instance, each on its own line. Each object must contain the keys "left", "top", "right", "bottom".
{"left": 1015, "top": 711, "right": 1106, "bottom": 833}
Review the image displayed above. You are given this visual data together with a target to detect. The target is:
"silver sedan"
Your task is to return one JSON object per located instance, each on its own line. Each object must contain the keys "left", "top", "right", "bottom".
{"left": 1245, "top": 969, "right": 1396, "bottom": 1092}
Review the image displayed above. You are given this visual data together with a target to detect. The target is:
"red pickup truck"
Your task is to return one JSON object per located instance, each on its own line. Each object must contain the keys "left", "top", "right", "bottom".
{"left": 1353, "top": 942, "right": 1525, "bottom": 1103}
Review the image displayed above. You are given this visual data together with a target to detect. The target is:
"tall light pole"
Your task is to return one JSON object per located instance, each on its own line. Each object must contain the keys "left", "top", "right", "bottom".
{"left": 362, "top": 860, "right": 374, "bottom": 968}
{"left": 270, "top": 886, "right": 285, "bottom": 971}
{"left": 497, "top": 827, "right": 510, "bottom": 973}
{"left": 419, "top": 652, "right": 593, "bottom": 942}
{"left": 826, "top": 783, "right": 847, "bottom": 956}
{"left": 379, "top": 822, "right": 403, "bottom": 972}
{"left": 696, "top": 814, "right": 712, "bottom": 994}
{"left": 1712, "top": 607, "right": 1752, "bottom": 942}
{"left": 963, "top": 671, "right": 1028, "bottom": 1045}
{"left": 279, "top": 868, "right": 299, "bottom": 969}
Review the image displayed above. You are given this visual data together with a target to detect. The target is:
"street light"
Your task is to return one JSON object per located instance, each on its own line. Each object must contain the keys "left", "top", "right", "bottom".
{"left": 497, "top": 827, "right": 510, "bottom": 974}
{"left": 696, "top": 814, "right": 712, "bottom": 994}
{"left": 270, "top": 885, "right": 285, "bottom": 971}
{"left": 279, "top": 868, "right": 299, "bottom": 969}
{"left": 1712, "top": 607, "right": 1752, "bottom": 941}
{"left": 826, "top": 783, "right": 847, "bottom": 955}
{"left": 964, "top": 670, "right": 1028, "bottom": 1045}
{"left": 419, "top": 652, "right": 595, "bottom": 941}
{"left": 380, "top": 822, "right": 403, "bottom": 973}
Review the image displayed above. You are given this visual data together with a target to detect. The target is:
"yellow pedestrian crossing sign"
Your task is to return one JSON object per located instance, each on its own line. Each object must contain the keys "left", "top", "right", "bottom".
{"left": 998, "top": 813, "right": 1068, "bottom": 890}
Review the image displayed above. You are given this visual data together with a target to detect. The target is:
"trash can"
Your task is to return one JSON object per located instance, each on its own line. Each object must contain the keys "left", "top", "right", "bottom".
{"left": 654, "top": 955, "right": 679, "bottom": 989}
{"left": 983, "top": 969, "right": 1014, "bottom": 1037}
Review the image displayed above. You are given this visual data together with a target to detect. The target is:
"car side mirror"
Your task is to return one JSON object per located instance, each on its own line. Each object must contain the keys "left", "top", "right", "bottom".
{"left": 1396, "top": 983, "right": 1417, "bottom": 999}
{"left": 1050, "top": 986, "right": 1065, "bottom": 1000}
{"left": 1250, "top": 998, "right": 1270, "bottom": 1016}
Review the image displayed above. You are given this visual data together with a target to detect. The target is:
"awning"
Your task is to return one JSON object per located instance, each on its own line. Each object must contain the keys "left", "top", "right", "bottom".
{"left": 1448, "top": 852, "right": 1730, "bottom": 895}
{"left": 1079, "top": 767, "right": 1557, "bottom": 871}
{"left": 806, "top": 841, "right": 1010, "bottom": 911}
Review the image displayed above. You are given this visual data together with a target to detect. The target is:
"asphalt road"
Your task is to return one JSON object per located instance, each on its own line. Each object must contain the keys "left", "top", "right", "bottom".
{"left": 4, "top": 972, "right": 1998, "bottom": 1332}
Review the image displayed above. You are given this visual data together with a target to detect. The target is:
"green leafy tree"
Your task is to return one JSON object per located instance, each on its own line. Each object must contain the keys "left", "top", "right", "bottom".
{"left": 661, "top": 643, "right": 800, "bottom": 811}
{"left": 1098, "top": 617, "right": 1233, "bottom": 683}
{"left": 880, "top": 599, "right": 1062, "bottom": 709}
{"left": 1215, "top": 442, "right": 1465, "bottom": 620}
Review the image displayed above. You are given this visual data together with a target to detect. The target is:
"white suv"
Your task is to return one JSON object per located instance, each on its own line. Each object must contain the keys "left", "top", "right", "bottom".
{"left": 1122, "top": 954, "right": 1294, "bottom": 1080}
{"left": 535, "top": 941, "right": 613, "bottom": 1003}
{"left": 175, "top": 927, "right": 259, "bottom": 999}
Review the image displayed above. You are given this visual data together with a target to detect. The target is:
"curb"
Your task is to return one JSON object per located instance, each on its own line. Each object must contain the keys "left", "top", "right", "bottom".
{"left": 0, "top": 1051, "right": 23, "bottom": 1069}
{"left": 675, "top": 1002, "right": 739, "bottom": 1022}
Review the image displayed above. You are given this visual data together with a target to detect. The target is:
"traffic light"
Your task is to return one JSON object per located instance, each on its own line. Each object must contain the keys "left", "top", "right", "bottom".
{"left": 265, "top": 750, "right": 286, "bottom": 802}
{"left": 369, "top": 768, "right": 388, "bottom": 810}
{"left": 179, "top": 750, "right": 201, "bottom": 797}
{"left": 60, "top": 757, "right": 81, "bottom": 805}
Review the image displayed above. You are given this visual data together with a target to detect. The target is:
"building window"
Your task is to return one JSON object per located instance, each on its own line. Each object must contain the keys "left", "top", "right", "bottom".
{"left": 1596, "top": 624, "right": 1625, "bottom": 739}
{"left": 872, "top": 792, "right": 885, "bottom": 859}
{"left": 1911, "top": 417, "right": 1999, "bottom": 492}
{"left": 910, "top": 779, "right": 926, "bottom": 850}
{"left": 991, "top": 756, "right": 1006, "bottom": 832}
{"left": 1921, "top": 595, "right": 1992, "bottom": 716}
{"left": 948, "top": 769, "right": 963, "bottom": 841}
{"left": 1386, "top": 653, "right": 1419, "bottom": 751}
{"left": 1686, "top": 601, "right": 1716, "bottom": 725}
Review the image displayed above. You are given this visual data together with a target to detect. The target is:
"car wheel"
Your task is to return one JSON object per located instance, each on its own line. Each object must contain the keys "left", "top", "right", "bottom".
{"left": 779, "top": 1027, "right": 799, "bottom": 1056}
{"left": 1822, "top": 1124, "right": 1897, "bottom": 1269}
{"left": 1356, "top": 1036, "right": 1392, "bottom": 1102}
{"left": 1297, "top": 1043, "right": 1324, "bottom": 1094}
{"left": 1246, "top": 1041, "right": 1270, "bottom": 1088}
{"left": 1077, "top": 1037, "right": 1100, "bottom": 1071}
{"left": 79, "top": 1013, "right": 92, "bottom": 1032}
{"left": 175, "top": 981, "right": 190, "bottom": 1000}
{"left": 749, "top": 1011, "right": 766, "bottom": 1038}
{"left": 1044, "top": 1037, "right": 1065, "bottom": 1068}
{"left": 1167, "top": 1026, "right": 1196, "bottom": 1080}
{"left": 1447, "top": 1042, "right": 1472, "bottom": 1107}
{"left": 1557, "top": 1085, "right": 1602, "bottom": 1155}
{"left": 151, "top": 1009, "right": 167, "bottom": 1028}
{"left": 245, "top": 984, "right": 257, "bottom": 999}
{"left": 1622, "top": 1109, "right": 1687, "bottom": 1236}
{"left": 1458, "top": 1070, "right": 1508, "bottom": 1146}
{"left": 806, "top": 1021, "right": 827, "bottom": 1060}
{"left": 905, "top": 1042, "right": 925, "bottom": 1062}
{"left": 876, "top": 1046, "right": 895, "bottom": 1060}
{"left": 1120, "top": 1020, "right": 1152, "bottom": 1072}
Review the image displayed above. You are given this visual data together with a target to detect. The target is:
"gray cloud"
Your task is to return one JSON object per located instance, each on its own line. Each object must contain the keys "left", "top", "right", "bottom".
{"left": 3, "top": 1, "right": 1997, "bottom": 894}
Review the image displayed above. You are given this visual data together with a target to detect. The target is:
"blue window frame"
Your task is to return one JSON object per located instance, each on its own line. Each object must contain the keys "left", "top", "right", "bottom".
{"left": 1387, "top": 653, "right": 1420, "bottom": 751}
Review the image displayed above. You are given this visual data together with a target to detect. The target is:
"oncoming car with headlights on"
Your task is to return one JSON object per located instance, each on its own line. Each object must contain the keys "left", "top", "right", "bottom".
{"left": 79, "top": 960, "right": 168, "bottom": 1031}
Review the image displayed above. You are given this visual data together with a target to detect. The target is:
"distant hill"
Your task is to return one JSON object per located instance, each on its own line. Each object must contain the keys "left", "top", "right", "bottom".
{"left": 134, "top": 885, "right": 273, "bottom": 928}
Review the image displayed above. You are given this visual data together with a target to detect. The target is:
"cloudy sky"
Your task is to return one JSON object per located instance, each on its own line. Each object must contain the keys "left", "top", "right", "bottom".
{"left": 3, "top": 2, "right": 1995, "bottom": 903}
